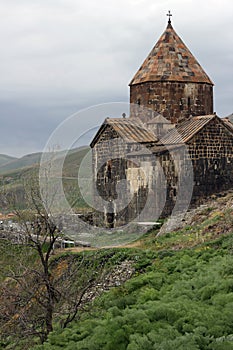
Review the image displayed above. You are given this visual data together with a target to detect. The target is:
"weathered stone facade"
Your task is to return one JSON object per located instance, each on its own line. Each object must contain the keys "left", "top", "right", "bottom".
{"left": 90, "top": 20, "right": 233, "bottom": 228}
{"left": 130, "top": 81, "right": 213, "bottom": 123}
{"left": 187, "top": 118, "right": 233, "bottom": 202}
{"left": 91, "top": 120, "right": 157, "bottom": 227}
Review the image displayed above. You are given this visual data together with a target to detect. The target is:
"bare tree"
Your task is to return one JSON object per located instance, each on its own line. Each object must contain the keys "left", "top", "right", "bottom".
{"left": 0, "top": 176, "right": 62, "bottom": 343}
{"left": 0, "top": 172, "right": 109, "bottom": 346}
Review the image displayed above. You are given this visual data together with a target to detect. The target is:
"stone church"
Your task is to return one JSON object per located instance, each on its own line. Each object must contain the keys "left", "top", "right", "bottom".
{"left": 90, "top": 16, "right": 233, "bottom": 228}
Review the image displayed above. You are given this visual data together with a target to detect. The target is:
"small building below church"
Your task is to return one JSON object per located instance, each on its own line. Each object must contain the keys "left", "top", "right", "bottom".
{"left": 91, "top": 16, "right": 233, "bottom": 228}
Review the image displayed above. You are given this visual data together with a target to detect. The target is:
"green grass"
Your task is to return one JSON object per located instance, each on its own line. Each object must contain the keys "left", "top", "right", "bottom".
{"left": 0, "top": 240, "right": 39, "bottom": 283}
{"left": 140, "top": 208, "right": 233, "bottom": 251}
{"left": 23, "top": 198, "right": 233, "bottom": 350}
{"left": 30, "top": 233, "right": 233, "bottom": 350}
{"left": 1, "top": 185, "right": 232, "bottom": 349}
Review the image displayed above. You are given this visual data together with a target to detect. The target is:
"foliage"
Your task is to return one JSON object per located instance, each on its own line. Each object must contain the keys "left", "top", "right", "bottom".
{"left": 1, "top": 191, "right": 233, "bottom": 350}
{"left": 0, "top": 245, "right": 147, "bottom": 349}
{"left": 31, "top": 232, "right": 233, "bottom": 350}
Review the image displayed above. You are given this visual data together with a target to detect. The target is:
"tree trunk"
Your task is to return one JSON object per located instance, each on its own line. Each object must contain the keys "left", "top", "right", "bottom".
{"left": 45, "top": 303, "right": 53, "bottom": 339}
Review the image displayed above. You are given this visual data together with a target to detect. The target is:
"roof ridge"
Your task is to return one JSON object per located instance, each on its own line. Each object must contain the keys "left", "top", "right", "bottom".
{"left": 193, "top": 114, "right": 215, "bottom": 120}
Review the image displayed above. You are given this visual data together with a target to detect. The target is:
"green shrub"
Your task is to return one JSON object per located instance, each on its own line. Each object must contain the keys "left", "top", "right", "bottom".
{"left": 31, "top": 232, "right": 233, "bottom": 350}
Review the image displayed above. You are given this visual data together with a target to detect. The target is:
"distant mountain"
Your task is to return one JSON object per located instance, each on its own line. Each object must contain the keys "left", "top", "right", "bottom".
{"left": 0, "top": 147, "right": 90, "bottom": 176}
{"left": 0, "top": 154, "right": 17, "bottom": 167}
{"left": 0, "top": 152, "right": 42, "bottom": 175}
{"left": 0, "top": 146, "right": 90, "bottom": 210}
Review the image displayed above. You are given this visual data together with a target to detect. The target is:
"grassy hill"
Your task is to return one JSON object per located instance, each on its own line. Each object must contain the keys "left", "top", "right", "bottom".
{"left": 0, "top": 153, "right": 42, "bottom": 175}
{"left": 1, "top": 190, "right": 233, "bottom": 350}
{"left": 0, "top": 146, "right": 90, "bottom": 175}
{"left": 0, "top": 146, "right": 90, "bottom": 211}
{"left": 0, "top": 154, "right": 17, "bottom": 167}
{"left": 31, "top": 191, "right": 233, "bottom": 350}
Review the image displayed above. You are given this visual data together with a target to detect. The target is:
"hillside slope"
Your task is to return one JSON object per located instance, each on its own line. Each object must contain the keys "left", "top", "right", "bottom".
{"left": 26, "top": 190, "right": 233, "bottom": 350}
{"left": 0, "top": 152, "right": 41, "bottom": 175}
{"left": 0, "top": 147, "right": 90, "bottom": 176}
{"left": 0, "top": 147, "right": 90, "bottom": 210}
{"left": 0, "top": 154, "right": 17, "bottom": 167}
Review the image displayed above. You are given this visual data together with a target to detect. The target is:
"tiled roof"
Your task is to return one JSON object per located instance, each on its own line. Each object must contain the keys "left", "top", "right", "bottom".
{"left": 159, "top": 115, "right": 216, "bottom": 145}
{"left": 130, "top": 23, "right": 213, "bottom": 86}
{"left": 90, "top": 118, "right": 157, "bottom": 147}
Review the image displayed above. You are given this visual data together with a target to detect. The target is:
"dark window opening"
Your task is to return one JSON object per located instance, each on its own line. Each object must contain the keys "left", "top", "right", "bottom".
{"left": 107, "top": 202, "right": 114, "bottom": 228}
{"left": 107, "top": 164, "right": 112, "bottom": 180}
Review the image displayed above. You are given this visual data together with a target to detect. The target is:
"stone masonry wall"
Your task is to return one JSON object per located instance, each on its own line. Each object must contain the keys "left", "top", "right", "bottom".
{"left": 130, "top": 81, "right": 213, "bottom": 123}
{"left": 128, "top": 119, "right": 233, "bottom": 219}
{"left": 187, "top": 118, "right": 233, "bottom": 203}
{"left": 92, "top": 119, "right": 233, "bottom": 227}
{"left": 92, "top": 124, "right": 152, "bottom": 227}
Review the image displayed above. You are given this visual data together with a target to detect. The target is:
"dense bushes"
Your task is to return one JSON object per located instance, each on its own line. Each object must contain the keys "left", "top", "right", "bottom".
{"left": 32, "top": 236, "right": 233, "bottom": 350}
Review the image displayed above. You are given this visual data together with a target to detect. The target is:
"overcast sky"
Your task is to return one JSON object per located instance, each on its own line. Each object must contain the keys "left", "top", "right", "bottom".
{"left": 0, "top": 0, "right": 232, "bottom": 157}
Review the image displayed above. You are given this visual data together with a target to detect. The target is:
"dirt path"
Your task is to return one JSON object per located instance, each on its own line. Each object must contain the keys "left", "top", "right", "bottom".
{"left": 59, "top": 240, "right": 142, "bottom": 254}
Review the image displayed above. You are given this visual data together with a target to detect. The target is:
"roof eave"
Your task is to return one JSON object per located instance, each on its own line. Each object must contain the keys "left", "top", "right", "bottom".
{"left": 129, "top": 79, "right": 214, "bottom": 87}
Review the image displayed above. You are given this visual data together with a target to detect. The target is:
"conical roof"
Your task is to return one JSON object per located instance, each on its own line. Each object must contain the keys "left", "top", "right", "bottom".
{"left": 130, "top": 22, "right": 213, "bottom": 86}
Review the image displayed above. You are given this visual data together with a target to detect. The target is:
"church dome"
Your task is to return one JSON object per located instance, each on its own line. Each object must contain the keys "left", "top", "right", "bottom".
{"left": 130, "top": 22, "right": 213, "bottom": 86}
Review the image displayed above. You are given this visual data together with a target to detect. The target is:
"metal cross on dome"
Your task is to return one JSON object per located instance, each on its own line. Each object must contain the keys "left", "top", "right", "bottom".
{"left": 167, "top": 10, "right": 172, "bottom": 24}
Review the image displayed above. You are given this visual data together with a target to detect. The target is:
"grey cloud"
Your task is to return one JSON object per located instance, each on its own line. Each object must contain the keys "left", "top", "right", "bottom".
{"left": 0, "top": 0, "right": 232, "bottom": 156}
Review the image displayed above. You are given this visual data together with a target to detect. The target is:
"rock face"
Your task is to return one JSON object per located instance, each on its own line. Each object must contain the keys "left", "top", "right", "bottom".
{"left": 158, "top": 189, "right": 233, "bottom": 235}
{"left": 82, "top": 260, "right": 135, "bottom": 304}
